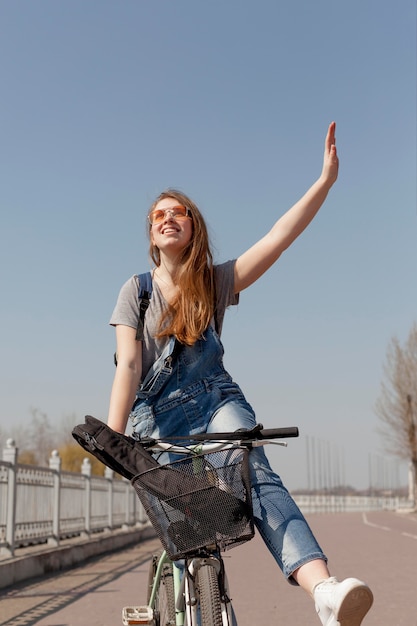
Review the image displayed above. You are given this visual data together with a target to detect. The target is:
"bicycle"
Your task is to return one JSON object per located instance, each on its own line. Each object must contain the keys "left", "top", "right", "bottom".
{"left": 121, "top": 424, "right": 299, "bottom": 626}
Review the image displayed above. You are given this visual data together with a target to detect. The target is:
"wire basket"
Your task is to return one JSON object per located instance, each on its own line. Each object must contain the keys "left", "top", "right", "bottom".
{"left": 131, "top": 447, "right": 254, "bottom": 560}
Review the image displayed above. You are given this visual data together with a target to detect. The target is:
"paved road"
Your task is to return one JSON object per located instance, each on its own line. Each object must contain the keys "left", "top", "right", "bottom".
{"left": 1, "top": 511, "right": 416, "bottom": 625}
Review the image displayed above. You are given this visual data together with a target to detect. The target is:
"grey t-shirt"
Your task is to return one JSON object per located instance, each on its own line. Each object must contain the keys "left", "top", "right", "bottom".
{"left": 109, "top": 260, "right": 239, "bottom": 380}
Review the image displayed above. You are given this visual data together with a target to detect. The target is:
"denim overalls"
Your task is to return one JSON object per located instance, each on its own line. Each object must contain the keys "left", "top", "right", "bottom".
{"left": 130, "top": 325, "right": 326, "bottom": 581}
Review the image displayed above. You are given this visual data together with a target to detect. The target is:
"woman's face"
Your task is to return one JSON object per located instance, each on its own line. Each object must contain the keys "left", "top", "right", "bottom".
{"left": 149, "top": 197, "right": 193, "bottom": 259}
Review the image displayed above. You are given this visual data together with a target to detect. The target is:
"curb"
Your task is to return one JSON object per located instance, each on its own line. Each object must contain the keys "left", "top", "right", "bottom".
{"left": 0, "top": 525, "right": 156, "bottom": 591}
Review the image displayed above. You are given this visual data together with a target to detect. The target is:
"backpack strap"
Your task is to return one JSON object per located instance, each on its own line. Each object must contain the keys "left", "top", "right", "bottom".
{"left": 135, "top": 272, "right": 153, "bottom": 341}
{"left": 114, "top": 271, "right": 153, "bottom": 366}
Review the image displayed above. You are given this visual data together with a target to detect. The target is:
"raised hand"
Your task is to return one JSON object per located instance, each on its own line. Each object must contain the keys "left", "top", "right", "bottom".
{"left": 321, "top": 121, "right": 339, "bottom": 187}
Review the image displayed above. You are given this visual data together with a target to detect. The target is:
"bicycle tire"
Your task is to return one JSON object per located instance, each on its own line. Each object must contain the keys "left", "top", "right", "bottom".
{"left": 146, "top": 554, "right": 159, "bottom": 604}
{"left": 148, "top": 555, "right": 176, "bottom": 626}
{"left": 197, "top": 563, "right": 224, "bottom": 626}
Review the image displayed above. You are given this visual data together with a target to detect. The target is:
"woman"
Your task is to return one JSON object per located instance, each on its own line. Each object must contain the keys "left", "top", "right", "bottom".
{"left": 108, "top": 122, "right": 373, "bottom": 625}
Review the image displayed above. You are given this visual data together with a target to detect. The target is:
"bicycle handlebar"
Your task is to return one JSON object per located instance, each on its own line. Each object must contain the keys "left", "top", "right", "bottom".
{"left": 140, "top": 424, "right": 299, "bottom": 447}
{"left": 250, "top": 426, "right": 299, "bottom": 439}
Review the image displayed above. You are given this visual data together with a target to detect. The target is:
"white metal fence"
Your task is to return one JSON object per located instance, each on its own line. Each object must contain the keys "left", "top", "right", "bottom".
{"left": 293, "top": 493, "right": 412, "bottom": 515}
{"left": 0, "top": 439, "right": 148, "bottom": 558}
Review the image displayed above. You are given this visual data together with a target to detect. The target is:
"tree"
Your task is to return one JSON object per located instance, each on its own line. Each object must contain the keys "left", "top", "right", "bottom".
{"left": 0, "top": 408, "right": 109, "bottom": 475}
{"left": 3, "top": 409, "right": 58, "bottom": 465}
{"left": 27, "top": 408, "right": 59, "bottom": 466}
{"left": 58, "top": 412, "right": 81, "bottom": 446}
{"left": 375, "top": 323, "right": 417, "bottom": 503}
{"left": 1, "top": 409, "right": 76, "bottom": 466}
{"left": 58, "top": 441, "right": 108, "bottom": 475}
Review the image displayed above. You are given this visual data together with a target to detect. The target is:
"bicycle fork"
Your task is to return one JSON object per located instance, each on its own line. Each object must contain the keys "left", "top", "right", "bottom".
{"left": 178, "top": 556, "right": 235, "bottom": 626}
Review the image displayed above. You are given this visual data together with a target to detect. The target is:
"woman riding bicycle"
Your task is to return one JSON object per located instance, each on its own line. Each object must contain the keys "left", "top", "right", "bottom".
{"left": 107, "top": 122, "right": 373, "bottom": 626}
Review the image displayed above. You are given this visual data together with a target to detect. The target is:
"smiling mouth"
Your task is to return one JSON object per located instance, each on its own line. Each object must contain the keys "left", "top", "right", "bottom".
{"left": 162, "top": 227, "right": 179, "bottom": 234}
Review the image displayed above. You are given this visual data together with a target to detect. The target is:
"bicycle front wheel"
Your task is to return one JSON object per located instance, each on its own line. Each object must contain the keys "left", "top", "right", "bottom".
{"left": 148, "top": 557, "right": 176, "bottom": 626}
{"left": 197, "top": 563, "right": 223, "bottom": 626}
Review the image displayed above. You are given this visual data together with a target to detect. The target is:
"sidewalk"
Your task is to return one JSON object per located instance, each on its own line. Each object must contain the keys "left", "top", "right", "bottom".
{"left": 1, "top": 511, "right": 417, "bottom": 625}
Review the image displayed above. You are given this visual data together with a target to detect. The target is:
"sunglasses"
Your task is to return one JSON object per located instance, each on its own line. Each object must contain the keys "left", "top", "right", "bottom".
{"left": 148, "top": 205, "right": 192, "bottom": 225}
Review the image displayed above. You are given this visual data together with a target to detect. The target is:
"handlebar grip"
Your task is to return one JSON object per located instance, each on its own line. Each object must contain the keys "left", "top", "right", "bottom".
{"left": 257, "top": 427, "right": 299, "bottom": 439}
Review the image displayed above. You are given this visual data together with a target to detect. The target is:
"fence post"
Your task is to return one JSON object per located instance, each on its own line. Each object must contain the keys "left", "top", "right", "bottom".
{"left": 105, "top": 467, "right": 114, "bottom": 531}
{"left": 123, "top": 478, "right": 130, "bottom": 529}
{"left": 48, "top": 450, "right": 61, "bottom": 547}
{"left": 2, "top": 439, "right": 18, "bottom": 557}
{"left": 81, "top": 458, "right": 91, "bottom": 537}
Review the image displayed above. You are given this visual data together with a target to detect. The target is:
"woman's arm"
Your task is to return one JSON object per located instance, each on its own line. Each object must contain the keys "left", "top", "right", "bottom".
{"left": 234, "top": 122, "right": 339, "bottom": 293}
{"left": 107, "top": 324, "right": 142, "bottom": 433}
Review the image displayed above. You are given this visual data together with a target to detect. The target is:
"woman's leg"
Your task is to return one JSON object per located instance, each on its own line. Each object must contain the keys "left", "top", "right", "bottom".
{"left": 208, "top": 401, "right": 327, "bottom": 581}
{"left": 208, "top": 403, "right": 373, "bottom": 624}
{"left": 293, "top": 559, "right": 331, "bottom": 591}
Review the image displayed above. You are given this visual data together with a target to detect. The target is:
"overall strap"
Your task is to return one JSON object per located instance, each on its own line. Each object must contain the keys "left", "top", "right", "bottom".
{"left": 135, "top": 271, "right": 153, "bottom": 341}
{"left": 137, "top": 272, "right": 185, "bottom": 378}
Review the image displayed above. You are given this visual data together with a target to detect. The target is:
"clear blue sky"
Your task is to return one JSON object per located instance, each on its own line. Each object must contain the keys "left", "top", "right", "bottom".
{"left": 1, "top": 1, "right": 415, "bottom": 490}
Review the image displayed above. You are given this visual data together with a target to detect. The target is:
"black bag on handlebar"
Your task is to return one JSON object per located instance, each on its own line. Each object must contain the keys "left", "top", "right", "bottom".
{"left": 72, "top": 415, "right": 160, "bottom": 480}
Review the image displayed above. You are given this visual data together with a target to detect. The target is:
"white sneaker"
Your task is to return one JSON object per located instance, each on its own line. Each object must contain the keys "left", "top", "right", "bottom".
{"left": 313, "top": 577, "right": 373, "bottom": 625}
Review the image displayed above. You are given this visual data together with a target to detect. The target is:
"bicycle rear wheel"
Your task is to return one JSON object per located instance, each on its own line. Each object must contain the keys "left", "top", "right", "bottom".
{"left": 197, "top": 563, "right": 223, "bottom": 626}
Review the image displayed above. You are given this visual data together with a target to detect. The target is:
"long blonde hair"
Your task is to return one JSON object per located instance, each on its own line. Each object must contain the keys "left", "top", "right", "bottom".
{"left": 148, "top": 189, "right": 215, "bottom": 345}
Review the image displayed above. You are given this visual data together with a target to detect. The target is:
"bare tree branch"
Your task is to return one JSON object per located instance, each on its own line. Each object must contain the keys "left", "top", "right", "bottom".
{"left": 375, "top": 323, "right": 417, "bottom": 501}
